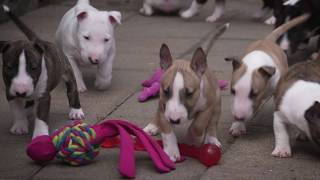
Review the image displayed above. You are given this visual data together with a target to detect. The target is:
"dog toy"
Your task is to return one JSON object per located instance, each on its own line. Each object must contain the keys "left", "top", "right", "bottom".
{"left": 102, "top": 137, "right": 221, "bottom": 167}
{"left": 26, "top": 119, "right": 175, "bottom": 178}
{"left": 138, "top": 68, "right": 229, "bottom": 102}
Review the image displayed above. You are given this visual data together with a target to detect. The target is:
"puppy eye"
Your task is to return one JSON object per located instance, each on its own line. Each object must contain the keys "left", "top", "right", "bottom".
{"left": 163, "top": 87, "right": 170, "bottom": 97}
{"left": 104, "top": 38, "right": 109, "bottom": 42}
{"left": 249, "top": 89, "right": 257, "bottom": 99}
{"left": 231, "top": 88, "right": 235, "bottom": 95}
{"left": 185, "top": 89, "right": 194, "bottom": 98}
{"left": 83, "top": 36, "right": 90, "bottom": 40}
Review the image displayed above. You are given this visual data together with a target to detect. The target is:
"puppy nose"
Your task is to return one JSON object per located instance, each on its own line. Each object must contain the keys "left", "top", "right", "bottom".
{"left": 16, "top": 92, "right": 27, "bottom": 97}
{"left": 88, "top": 57, "right": 99, "bottom": 64}
{"left": 169, "top": 118, "right": 181, "bottom": 124}
{"left": 234, "top": 116, "right": 245, "bottom": 122}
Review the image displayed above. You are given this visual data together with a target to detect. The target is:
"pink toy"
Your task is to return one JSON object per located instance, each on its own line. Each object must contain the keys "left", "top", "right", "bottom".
{"left": 138, "top": 68, "right": 229, "bottom": 102}
{"left": 26, "top": 119, "right": 175, "bottom": 178}
{"left": 103, "top": 138, "right": 221, "bottom": 167}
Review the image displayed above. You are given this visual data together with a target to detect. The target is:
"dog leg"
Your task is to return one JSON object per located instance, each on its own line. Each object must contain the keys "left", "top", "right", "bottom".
{"left": 95, "top": 53, "right": 114, "bottom": 90}
{"left": 140, "top": 2, "right": 154, "bottom": 16}
{"left": 63, "top": 70, "right": 85, "bottom": 120}
{"left": 67, "top": 56, "right": 87, "bottom": 93}
{"left": 32, "top": 94, "right": 51, "bottom": 138}
{"left": 206, "top": 0, "right": 225, "bottom": 22}
{"left": 229, "top": 121, "right": 246, "bottom": 137}
{"left": 9, "top": 99, "right": 29, "bottom": 135}
{"left": 162, "top": 131, "right": 180, "bottom": 162}
{"left": 180, "top": 0, "right": 204, "bottom": 19}
{"left": 143, "top": 123, "right": 159, "bottom": 136}
{"left": 271, "top": 111, "right": 292, "bottom": 158}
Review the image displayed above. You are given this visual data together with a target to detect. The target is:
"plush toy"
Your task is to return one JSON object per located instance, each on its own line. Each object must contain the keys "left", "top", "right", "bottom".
{"left": 138, "top": 68, "right": 229, "bottom": 102}
{"left": 102, "top": 137, "right": 221, "bottom": 167}
{"left": 26, "top": 119, "right": 175, "bottom": 178}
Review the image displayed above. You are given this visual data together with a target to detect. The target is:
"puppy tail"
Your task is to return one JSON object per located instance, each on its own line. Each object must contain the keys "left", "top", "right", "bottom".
{"left": 204, "top": 23, "right": 230, "bottom": 55}
{"left": 2, "top": 4, "right": 39, "bottom": 42}
{"left": 265, "top": 13, "right": 310, "bottom": 42}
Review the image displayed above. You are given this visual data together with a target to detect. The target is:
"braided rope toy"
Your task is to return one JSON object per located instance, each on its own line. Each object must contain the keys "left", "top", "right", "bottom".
{"left": 27, "top": 119, "right": 175, "bottom": 178}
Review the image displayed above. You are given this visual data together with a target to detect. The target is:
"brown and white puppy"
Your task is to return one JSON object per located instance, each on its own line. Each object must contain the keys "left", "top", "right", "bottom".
{"left": 1, "top": 5, "right": 84, "bottom": 138}
{"left": 272, "top": 55, "right": 320, "bottom": 157}
{"left": 144, "top": 44, "right": 221, "bottom": 162}
{"left": 226, "top": 14, "right": 310, "bottom": 137}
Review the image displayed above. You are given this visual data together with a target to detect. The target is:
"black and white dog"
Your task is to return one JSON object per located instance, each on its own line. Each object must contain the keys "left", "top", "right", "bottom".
{"left": 1, "top": 5, "right": 85, "bottom": 138}
{"left": 275, "top": 0, "right": 320, "bottom": 54}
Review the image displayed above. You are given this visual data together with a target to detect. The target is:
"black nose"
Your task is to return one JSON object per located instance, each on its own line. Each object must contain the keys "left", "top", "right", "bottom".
{"left": 169, "top": 119, "right": 181, "bottom": 124}
{"left": 234, "top": 116, "right": 245, "bottom": 122}
{"left": 16, "top": 92, "right": 26, "bottom": 97}
{"left": 89, "top": 57, "right": 99, "bottom": 65}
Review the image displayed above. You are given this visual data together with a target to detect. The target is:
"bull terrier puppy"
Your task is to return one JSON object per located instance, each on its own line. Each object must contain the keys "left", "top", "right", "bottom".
{"left": 226, "top": 14, "right": 310, "bottom": 137}
{"left": 55, "top": 0, "right": 121, "bottom": 92}
{"left": 143, "top": 44, "right": 222, "bottom": 162}
{"left": 272, "top": 55, "right": 320, "bottom": 157}
{"left": 1, "top": 5, "right": 84, "bottom": 138}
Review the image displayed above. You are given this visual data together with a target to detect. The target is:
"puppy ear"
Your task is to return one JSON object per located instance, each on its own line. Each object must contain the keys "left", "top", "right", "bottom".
{"left": 108, "top": 11, "right": 121, "bottom": 25}
{"left": 190, "top": 47, "right": 207, "bottom": 77}
{"left": 305, "top": 101, "right": 320, "bottom": 122}
{"left": 75, "top": 6, "right": 88, "bottom": 21}
{"left": 160, "top": 44, "right": 173, "bottom": 71}
{"left": 225, "top": 56, "right": 241, "bottom": 70}
{"left": 0, "top": 41, "right": 10, "bottom": 53}
{"left": 258, "top": 66, "right": 275, "bottom": 79}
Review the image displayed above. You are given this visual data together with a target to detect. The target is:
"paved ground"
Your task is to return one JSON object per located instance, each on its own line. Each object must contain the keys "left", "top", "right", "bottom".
{"left": 0, "top": 0, "right": 320, "bottom": 179}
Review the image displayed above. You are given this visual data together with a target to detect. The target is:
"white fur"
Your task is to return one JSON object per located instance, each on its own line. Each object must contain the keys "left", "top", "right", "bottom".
{"left": 193, "top": 79, "right": 207, "bottom": 113}
{"left": 34, "top": 56, "right": 48, "bottom": 98}
{"left": 180, "top": 0, "right": 201, "bottom": 19}
{"left": 206, "top": 2, "right": 224, "bottom": 22}
{"left": 264, "top": 16, "right": 276, "bottom": 25}
{"left": 284, "top": 0, "right": 300, "bottom": 6}
{"left": 205, "top": 135, "right": 221, "bottom": 147}
{"left": 32, "top": 118, "right": 49, "bottom": 138}
{"left": 69, "top": 108, "right": 85, "bottom": 120}
{"left": 55, "top": 0, "right": 121, "bottom": 92}
{"left": 164, "top": 72, "right": 188, "bottom": 123}
{"left": 141, "top": 0, "right": 190, "bottom": 15}
{"left": 143, "top": 123, "right": 159, "bottom": 135}
{"left": 9, "top": 99, "right": 29, "bottom": 135}
{"left": 2, "top": 5, "right": 9, "bottom": 12}
{"left": 272, "top": 80, "right": 320, "bottom": 157}
{"left": 280, "top": 33, "right": 290, "bottom": 51}
{"left": 9, "top": 50, "right": 34, "bottom": 97}
{"left": 162, "top": 132, "right": 180, "bottom": 162}
{"left": 232, "top": 51, "right": 279, "bottom": 121}
{"left": 229, "top": 121, "right": 246, "bottom": 137}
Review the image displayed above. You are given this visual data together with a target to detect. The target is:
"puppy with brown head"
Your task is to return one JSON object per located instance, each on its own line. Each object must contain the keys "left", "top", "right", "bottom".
{"left": 272, "top": 54, "right": 320, "bottom": 158}
{"left": 144, "top": 44, "right": 221, "bottom": 162}
{"left": 226, "top": 14, "right": 310, "bottom": 137}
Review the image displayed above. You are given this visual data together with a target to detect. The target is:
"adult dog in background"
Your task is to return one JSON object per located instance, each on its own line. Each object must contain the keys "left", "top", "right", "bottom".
{"left": 55, "top": 0, "right": 121, "bottom": 92}
{"left": 1, "top": 5, "right": 84, "bottom": 138}
{"left": 140, "top": 0, "right": 275, "bottom": 23}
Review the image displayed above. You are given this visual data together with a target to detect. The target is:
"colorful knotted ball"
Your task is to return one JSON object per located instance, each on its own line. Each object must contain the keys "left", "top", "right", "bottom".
{"left": 27, "top": 121, "right": 100, "bottom": 166}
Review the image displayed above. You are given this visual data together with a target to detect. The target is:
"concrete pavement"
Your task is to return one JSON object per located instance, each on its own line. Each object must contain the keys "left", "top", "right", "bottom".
{"left": 0, "top": 0, "right": 319, "bottom": 179}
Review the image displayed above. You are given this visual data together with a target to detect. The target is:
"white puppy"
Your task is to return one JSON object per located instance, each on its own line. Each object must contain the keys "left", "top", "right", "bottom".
{"left": 56, "top": 0, "right": 121, "bottom": 92}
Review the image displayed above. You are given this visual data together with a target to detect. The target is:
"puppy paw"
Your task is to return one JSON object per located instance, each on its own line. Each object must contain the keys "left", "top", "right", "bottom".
{"left": 180, "top": 9, "right": 196, "bottom": 19}
{"left": 78, "top": 85, "right": 87, "bottom": 93}
{"left": 206, "top": 14, "right": 221, "bottom": 22}
{"left": 32, "top": 119, "right": 49, "bottom": 138}
{"left": 69, "top": 108, "right": 85, "bottom": 120}
{"left": 164, "top": 144, "right": 181, "bottom": 162}
{"left": 229, "top": 122, "right": 246, "bottom": 137}
{"left": 95, "top": 79, "right": 111, "bottom": 91}
{"left": 264, "top": 16, "right": 276, "bottom": 25}
{"left": 205, "top": 136, "right": 222, "bottom": 147}
{"left": 10, "top": 120, "right": 29, "bottom": 135}
{"left": 140, "top": 6, "right": 153, "bottom": 16}
{"left": 271, "top": 145, "right": 292, "bottom": 158}
{"left": 143, "top": 123, "right": 159, "bottom": 136}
